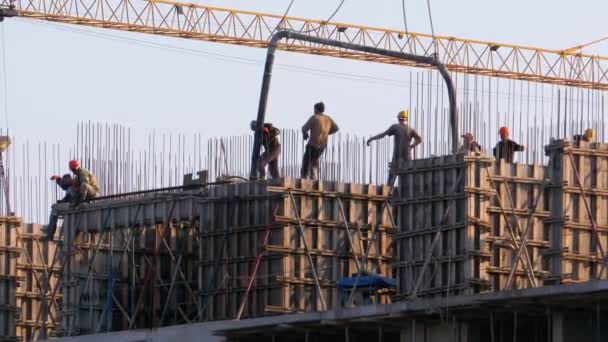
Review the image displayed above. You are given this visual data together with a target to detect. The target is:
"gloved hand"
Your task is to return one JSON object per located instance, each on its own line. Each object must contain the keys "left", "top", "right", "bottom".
{"left": 303, "top": 132, "right": 309, "bottom": 140}
{"left": 366, "top": 139, "right": 372, "bottom": 147}
{"left": 50, "top": 175, "right": 60, "bottom": 181}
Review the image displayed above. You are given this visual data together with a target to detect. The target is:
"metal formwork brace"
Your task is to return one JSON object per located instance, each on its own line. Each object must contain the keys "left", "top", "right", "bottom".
{"left": 128, "top": 200, "right": 181, "bottom": 329}
{"left": 13, "top": 220, "right": 60, "bottom": 331}
{"left": 198, "top": 220, "right": 229, "bottom": 320}
{"left": 56, "top": 213, "right": 85, "bottom": 337}
{"left": 483, "top": 166, "right": 538, "bottom": 287}
{"left": 410, "top": 166, "right": 467, "bottom": 299}
{"left": 107, "top": 229, "right": 137, "bottom": 329}
{"left": 158, "top": 201, "right": 201, "bottom": 321}
{"left": 94, "top": 204, "right": 144, "bottom": 332}
{"left": 287, "top": 189, "right": 327, "bottom": 311}
{"left": 336, "top": 197, "right": 363, "bottom": 307}
{"left": 506, "top": 178, "right": 546, "bottom": 289}
{"left": 566, "top": 151, "right": 608, "bottom": 276}
{"left": 345, "top": 177, "right": 397, "bottom": 305}
{"left": 236, "top": 202, "right": 280, "bottom": 320}
{"left": 32, "top": 212, "right": 83, "bottom": 340}
{"left": 79, "top": 208, "right": 115, "bottom": 308}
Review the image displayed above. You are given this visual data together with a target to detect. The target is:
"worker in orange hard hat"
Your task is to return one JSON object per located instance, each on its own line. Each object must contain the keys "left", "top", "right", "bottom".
{"left": 367, "top": 110, "right": 422, "bottom": 185}
{"left": 251, "top": 120, "right": 281, "bottom": 179}
{"left": 573, "top": 128, "right": 595, "bottom": 144}
{"left": 68, "top": 159, "right": 100, "bottom": 205}
{"left": 459, "top": 132, "right": 482, "bottom": 154}
{"left": 493, "top": 126, "right": 524, "bottom": 163}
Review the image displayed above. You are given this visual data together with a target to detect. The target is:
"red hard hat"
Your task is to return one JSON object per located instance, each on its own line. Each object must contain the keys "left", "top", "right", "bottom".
{"left": 499, "top": 126, "right": 509, "bottom": 136}
{"left": 69, "top": 160, "right": 80, "bottom": 170}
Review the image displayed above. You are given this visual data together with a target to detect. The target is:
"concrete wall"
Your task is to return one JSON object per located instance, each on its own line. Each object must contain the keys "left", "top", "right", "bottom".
{"left": 44, "top": 321, "right": 227, "bottom": 342}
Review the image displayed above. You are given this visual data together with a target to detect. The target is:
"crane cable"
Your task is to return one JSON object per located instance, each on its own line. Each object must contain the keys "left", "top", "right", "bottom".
{"left": 272, "top": 0, "right": 296, "bottom": 35}
{"left": 1, "top": 22, "right": 8, "bottom": 131}
{"left": 323, "top": 0, "right": 347, "bottom": 24}
{"left": 401, "top": 0, "right": 409, "bottom": 36}
{"left": 426, "top": 0, "right": 439, "bottom": 56}
{"left": 298, "top": 0, "right": 347, "bottom": 34}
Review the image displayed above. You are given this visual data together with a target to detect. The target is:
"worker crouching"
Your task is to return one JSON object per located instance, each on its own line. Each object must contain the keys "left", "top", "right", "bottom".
{"left": 251, "top": 120, "right": 281, "bottom": 179}
{"left": 69, "top": 159, "right": 100, "bottom": 203}
{"left": 42, "top": 160, "right": 100, "bottom": 240}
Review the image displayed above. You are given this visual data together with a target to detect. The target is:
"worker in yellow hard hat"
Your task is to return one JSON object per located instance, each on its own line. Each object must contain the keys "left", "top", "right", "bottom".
{"left": 366, "top": 110, "right": 422, "bottom": 185}
{"left": 574, "top": 128, "right": 595, "bottom": 144}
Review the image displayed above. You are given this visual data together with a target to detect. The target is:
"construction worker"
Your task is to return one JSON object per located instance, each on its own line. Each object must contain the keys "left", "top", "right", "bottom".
{"left": 51, "top": 174, "right": 78, "bottom": 203}
{"left": 69, "top": 159, "right": 100, "bottom": 204}
{"left": 301, "top": 102, "right": 339, "bottom": 179}
{"left": 573, "top": 128, "right": 595, "bottom": 143}
{"left": 42, "top": 174, "right": 78, "bottom": 240}
{"left": 459, "top": 132, "right": 482, "bottom": 153}
{"left": 366, "top": 110, "right": 422, "bottom": 185}
{"left": 493, "top": 126, "right": 524, "bottom": 163}
{"left": 251, "top": 120, "right": 281, "bottom": 179}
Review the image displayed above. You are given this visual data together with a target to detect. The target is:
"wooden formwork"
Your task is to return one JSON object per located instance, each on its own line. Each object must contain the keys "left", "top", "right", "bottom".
{"left": 392, "top": 154, "right": 549, "bottom": 299}
{"left": 45, "top": 177, "right": 391, "bottom": 334}
{"left": 484, "top": 160, "right": 549, "bottom": 290}
{"left": 545, "top": 140, "right": 608, "bottom": 283}
{"left": 0, "top": 217, "right": 21, "bottom": 342}
{"left": 199, "top": 178, "right": 392, "bottom": 320}
{"left": 15, "top": 223, "right": 61, "bottom": 341}
{"left": 393, "top": 155, "right": 491, "bottom": 299}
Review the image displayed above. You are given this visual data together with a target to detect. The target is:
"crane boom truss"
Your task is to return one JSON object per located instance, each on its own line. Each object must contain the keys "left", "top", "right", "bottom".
{"left": 2, "top": 0, "right": 608, "bottom": 90}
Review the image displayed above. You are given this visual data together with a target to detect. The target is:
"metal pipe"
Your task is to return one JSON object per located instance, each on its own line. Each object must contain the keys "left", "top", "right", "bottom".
{"left": 250, "top": 30, "right": 459, "bottom": 178}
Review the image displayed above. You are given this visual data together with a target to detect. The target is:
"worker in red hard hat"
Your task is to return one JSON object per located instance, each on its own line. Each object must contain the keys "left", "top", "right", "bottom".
{"left": 251, "top": 120, "right": 281, "bottom": 179}
{"left": 459, "top": 132, "right": 482, "bottom": 153}
{"left": 68, "top": 159, "right": 100, "bottom": 204}
{"left": 493, "top": 126, "right": 524, "bottom": 163}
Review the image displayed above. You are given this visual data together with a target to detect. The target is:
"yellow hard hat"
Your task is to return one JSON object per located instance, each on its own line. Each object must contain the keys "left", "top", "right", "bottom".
{"left": 585, "top": 128, "right": 596, "bottom": 140}
{"left": 397, "top": 110, "right": 409, "bottom": 120}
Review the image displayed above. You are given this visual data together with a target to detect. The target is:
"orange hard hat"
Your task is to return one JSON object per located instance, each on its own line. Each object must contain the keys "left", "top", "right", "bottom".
{"left": 69, "top": 160, "right": 80, "bottom": 170}
{"left": 499, "top": 126, "right": 509, "bottom": 136}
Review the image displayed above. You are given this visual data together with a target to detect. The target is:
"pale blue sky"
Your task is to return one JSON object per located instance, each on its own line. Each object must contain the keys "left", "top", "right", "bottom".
{"left": 3, "top": 0, "right": 607, "bottom": 144}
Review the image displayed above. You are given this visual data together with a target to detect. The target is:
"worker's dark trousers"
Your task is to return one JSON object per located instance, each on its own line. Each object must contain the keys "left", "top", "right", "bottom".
{"left": 45, "top": 209, "right": 60, "bottom": 240}
{"left": 300, "top": 145, "right": 325, "bottom": 180}
{"left": 387, "top": 157, "right": 408, "bottom": 186}
{"left": 258, "top": 145, "right": 281, "bottom": 179}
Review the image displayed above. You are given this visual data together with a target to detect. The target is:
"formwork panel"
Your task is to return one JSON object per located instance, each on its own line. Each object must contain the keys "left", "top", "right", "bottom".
{"left": 545, "top": 140, "right": 608, "bottom": 284}
{"left": 393, "top": 153, "right": 550, "bottom": 299}
{"left": 48, "top": 177, "right": 391, "bottom": 334}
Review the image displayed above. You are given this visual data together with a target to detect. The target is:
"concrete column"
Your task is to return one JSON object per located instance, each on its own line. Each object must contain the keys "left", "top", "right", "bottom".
{"left": 400, "top": 320, "right": 418, "bottom": 342}
{"left": 552, "top": 312, "right": 563, "bottom": 342}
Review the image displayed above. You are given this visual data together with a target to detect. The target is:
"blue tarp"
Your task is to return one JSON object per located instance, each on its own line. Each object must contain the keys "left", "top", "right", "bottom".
{"left": 337, "top": 273, "right": 396, "bottom": 289}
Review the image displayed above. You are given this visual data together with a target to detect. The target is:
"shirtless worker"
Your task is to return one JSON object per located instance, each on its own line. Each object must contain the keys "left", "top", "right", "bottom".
{"left": 301, "top": 102, "right": 339, "bottom": 180}
{"left": 366, "top": 110, "right": 422, "bottom": 185}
